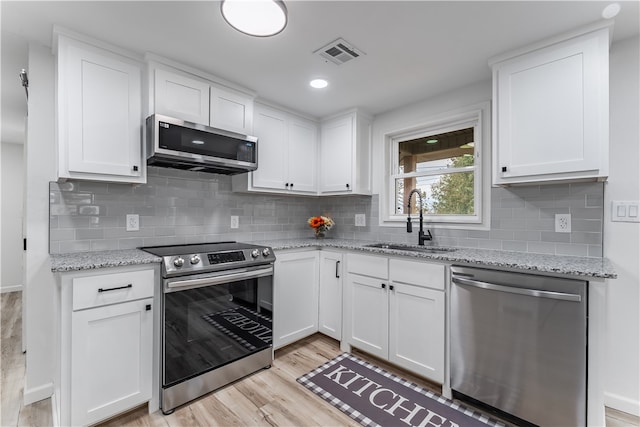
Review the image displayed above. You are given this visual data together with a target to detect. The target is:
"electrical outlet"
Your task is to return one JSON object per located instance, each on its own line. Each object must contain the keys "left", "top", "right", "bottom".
{"left": 555, "top": 213, "right": 571, "bottom": 233}
{"left": 355, "top": 214, "right": 366, "bottom": 227}
{"left": 230, "top": 216, "right": 239, "bottom": 229}
{"left": 126, "top": 214, "right": 139, "bottom": 231}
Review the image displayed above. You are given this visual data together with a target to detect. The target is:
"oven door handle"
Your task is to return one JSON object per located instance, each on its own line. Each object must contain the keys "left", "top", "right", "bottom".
{"left": 166, "top": 266, "right": 273, "bottom": 291}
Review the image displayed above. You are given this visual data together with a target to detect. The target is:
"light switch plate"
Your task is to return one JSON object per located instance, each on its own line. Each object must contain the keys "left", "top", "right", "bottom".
{"left": 612, "top": 201, "right": 640, "bottom": 222}
{"left": 355, "top": 214, "right": 366, "bottom": 227}
{"left": 555, "top": 214, "right": 571, "bottom": 233}
{"left": 126, "top": 214, "right": 139, "bottom": 231}
{"left": 230, "top": 216, "right": 239, "bottom": 229}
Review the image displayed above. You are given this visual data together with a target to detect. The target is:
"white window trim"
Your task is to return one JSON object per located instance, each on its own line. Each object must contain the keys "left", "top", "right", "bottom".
{"left": 380, "top": 101, "right": 492, "bottom": 230}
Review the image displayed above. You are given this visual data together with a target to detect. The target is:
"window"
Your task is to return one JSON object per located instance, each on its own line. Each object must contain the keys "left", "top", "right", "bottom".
{"left": 384, "top": 104, "right": 489, "bottom": 228}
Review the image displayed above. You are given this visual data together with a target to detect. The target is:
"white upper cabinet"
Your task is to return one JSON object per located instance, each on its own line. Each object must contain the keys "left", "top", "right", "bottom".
{"left": 287, "top": 117, "right": 318, "bottom": 192}
{"left": 210, "top": 85, "right": 254, "bottom": 135}
{"left": 233, "top": 103, "right": 318, "bottom": 194}
{"left": 154, "top": 68, "right": 210, "bottom": 125}
{"left": 491, "top": 24, "right": 610, "bottom": 185}
{"left": 319, "top": 110, "right": 372, "bottom": 194}
{"left": 151, "top": 65, "right": 254, "bottom": 134}
{"left": 251, "top": 105, "right": 289, "bottom": 189}
{"left": 56, "top": 33, "right": 145, "bottom": 183}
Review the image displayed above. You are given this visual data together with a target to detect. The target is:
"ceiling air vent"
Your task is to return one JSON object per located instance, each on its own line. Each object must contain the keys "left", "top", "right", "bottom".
{"left": 314, "top": 38, "right": 365, "bottom": 65}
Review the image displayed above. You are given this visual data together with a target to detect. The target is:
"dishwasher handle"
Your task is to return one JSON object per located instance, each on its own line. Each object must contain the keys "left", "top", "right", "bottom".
{"left": 451, "top": 275, "right": 582, "bottom": 302}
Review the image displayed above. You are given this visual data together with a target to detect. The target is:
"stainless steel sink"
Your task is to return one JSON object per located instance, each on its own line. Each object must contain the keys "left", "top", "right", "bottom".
{"left": 364, "top": 243, "right": 456, "bottom": 254}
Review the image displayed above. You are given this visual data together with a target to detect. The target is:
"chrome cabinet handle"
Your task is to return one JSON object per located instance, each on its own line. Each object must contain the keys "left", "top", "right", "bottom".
{"left": 451, "top": 275, "right": 581, "bottom": 302}
{"left": 98, "top": 283, "right": 132, "bottom": 293}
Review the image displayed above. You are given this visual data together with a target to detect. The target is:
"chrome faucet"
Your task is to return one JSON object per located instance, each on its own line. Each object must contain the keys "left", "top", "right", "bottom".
{"left": 407, "top": 189, "right": 433, "bottom": 245}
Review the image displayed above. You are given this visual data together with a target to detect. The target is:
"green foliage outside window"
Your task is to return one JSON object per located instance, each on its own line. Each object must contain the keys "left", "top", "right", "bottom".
{"left": 430, "top": 155, "right": 475, "bottom": 215}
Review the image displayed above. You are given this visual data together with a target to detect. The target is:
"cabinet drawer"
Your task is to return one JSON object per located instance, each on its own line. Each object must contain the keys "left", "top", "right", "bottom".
{"left": 73, "top": 269, "right": 154, "bottom": 311}
{"left": 389, "top": 259, "right": 445, "bottom": 290}
{"left": 347, "top": 253, "right": 388, "bottom": 279}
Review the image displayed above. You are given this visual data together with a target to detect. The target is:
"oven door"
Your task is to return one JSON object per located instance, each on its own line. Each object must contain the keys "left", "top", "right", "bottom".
{"left": 162, "top": 265, "right": 273, "bottom": 388}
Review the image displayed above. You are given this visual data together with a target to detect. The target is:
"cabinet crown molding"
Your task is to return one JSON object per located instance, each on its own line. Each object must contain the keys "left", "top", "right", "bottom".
{"left": 52, "top": 26, "right": 143, "bottom": 63}
{"left": 488, "top": 20, "right": 613, "bottom": 66}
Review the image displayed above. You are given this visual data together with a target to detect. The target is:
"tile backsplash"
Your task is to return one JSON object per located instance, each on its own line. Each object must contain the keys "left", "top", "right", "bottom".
{"left": 50, "top": 167, "right": 604, "bottom": 257}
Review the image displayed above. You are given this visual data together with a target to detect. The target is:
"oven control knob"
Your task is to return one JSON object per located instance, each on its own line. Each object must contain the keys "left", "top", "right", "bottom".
{"left": 190, "top": 255, "right": 201, "bottom": 265}
{"left": 173, "top": 257, "right": 185, "bottom": 268}
{"left": 262, "top": 248, "right": 271, "bottom": 257}
{"left": 251, "top": 249, "right": 260, "bottom": 259}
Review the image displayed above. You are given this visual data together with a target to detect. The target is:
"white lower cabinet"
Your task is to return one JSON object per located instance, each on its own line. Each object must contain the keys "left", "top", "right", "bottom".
{"left": 273, "top": 251, "right": 319, "bottom": 349}
{"left": 345, "top": 253, "right": 446, "bottom": 383}
{"left": 57, "top": 266, "right": 156, "bottom": 426}
{"left": 347, "top": 272, "right": 389, "bottom": 359}
{"left": 318, "top": 251, "right": 344, "bottom": 341}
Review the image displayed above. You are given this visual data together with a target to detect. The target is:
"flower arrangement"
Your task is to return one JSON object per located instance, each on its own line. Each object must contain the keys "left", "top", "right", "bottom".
{"left": 307, "top": 215, "right": 334, "bottom": 238}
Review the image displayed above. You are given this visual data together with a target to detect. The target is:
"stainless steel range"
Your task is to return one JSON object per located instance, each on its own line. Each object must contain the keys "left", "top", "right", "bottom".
{"left": 141, "top": 242, "right": 275, "bottom": 414}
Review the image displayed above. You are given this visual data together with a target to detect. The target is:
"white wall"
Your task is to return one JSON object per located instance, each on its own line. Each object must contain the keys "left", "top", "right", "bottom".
{"left": 371, "top": 80, "right": 492, "bottom": 195}
{"left": 23, "top": 42, "right": 56, "bottom": 404}
{"left": 1, "top": 142, "right": 25, "bottom": 292}
{"left": 604, "top": 35, "right": 640, "bottom": 416}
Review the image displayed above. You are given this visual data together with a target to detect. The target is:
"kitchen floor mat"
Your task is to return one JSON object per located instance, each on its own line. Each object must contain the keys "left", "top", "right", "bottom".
{"left": 297, "top": 353, "right": 506, "bottom": 427}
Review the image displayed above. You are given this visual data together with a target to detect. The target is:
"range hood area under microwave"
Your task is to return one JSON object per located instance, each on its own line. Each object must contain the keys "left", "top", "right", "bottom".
{"left": 146, "top": 114, "right": 258, "bottom": 175}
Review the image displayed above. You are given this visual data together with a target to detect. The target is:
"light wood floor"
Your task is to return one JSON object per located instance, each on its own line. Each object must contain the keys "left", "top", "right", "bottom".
{"left": 1, "top": 291, "right": 639, "bottom": 427}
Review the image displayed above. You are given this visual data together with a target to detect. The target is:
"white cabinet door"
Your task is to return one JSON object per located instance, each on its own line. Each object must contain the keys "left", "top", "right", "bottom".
{"left": 71, "top": 298, "right": 153, "bottom": 426}
{"left": 58, "top": 36, "right": 144, "bottom": 182}
{"left": 273, "top": 251, "right": 319, "bottom": 349}
{"left": 318, "top": 251, "right": 343, "bottom": 341}
{"left": 251, "top": 106, "right": 289, "bottom": 190}
{"left": 320, "top": 114, "right": 353, "bottom": 193}
{"left": 210, "top": 85, "right": 254, "bottom": 135}
{"left": 388, "top": 282, "right": 444, "bottom": 382}
{"left": 154, "top": 68, "right": 210, "bottom": 125}
{"left": 492, "top": 26, "right": 609, "bottom": 185}
{"left": 346, "top": 273, "right": 388, "bottom": 359}
{"left": 287, "top": 118, "right": 318, "bottom": 193}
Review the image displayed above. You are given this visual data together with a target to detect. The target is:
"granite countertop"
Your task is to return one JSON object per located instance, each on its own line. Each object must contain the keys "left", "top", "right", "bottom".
{"left": 50, "top": 249, "right": 161, "bottom": 272}
{"left": 261, "top": 238, "right": 617, "bottom": 279}
{"left": 50, "top": 239, "right": 617, "bottom": 279}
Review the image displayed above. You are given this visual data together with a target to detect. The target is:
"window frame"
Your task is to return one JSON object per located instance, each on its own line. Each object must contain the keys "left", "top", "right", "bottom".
{"left": 381, "top": 102, "right": 491, "bottom": 230}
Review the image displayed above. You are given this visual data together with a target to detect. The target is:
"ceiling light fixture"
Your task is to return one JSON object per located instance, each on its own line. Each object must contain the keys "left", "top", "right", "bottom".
{"left": 221, "top": 0, "right": 288, "bottom": 37}
{"left": 426, "top": 139, "right": 438, "bottom": 144}
{"left": 602, "top": 3, "right": 621, "bottom": 19}
{"left": 310, "top": 79, "right": 328, "bottom": 89}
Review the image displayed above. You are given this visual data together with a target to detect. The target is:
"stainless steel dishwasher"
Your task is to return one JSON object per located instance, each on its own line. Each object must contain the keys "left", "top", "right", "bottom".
{"left": 450, "top": 266, "right": 588, "bottom": 427}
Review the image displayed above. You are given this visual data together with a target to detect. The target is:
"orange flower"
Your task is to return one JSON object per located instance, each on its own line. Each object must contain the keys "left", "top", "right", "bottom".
{"left": 308, "top": 216, "right": 325, "bottom": 229}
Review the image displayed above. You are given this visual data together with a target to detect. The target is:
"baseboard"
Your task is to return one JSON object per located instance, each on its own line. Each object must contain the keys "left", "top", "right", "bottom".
{"left": 23, "top": 382, "right": 53, "bottom": 405}
{"left": 0, "top": 284, "right": 23, "bottom": 293}
{"left": 605, "top": 391, "right": 640, "bottom": 417}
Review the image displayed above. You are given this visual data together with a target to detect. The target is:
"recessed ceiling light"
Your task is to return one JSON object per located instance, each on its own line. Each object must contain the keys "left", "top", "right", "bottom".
{"left": 426, "top": 139, "right": 438, "bottom": 144}
{"left": 602, "top": 3, "right": 621, "bottom": 19}
{"left": 310, "top": 79, "right": 328, "bottom": 89}
{"left": 221, "top": 0, "right": 287, "bottom": 37}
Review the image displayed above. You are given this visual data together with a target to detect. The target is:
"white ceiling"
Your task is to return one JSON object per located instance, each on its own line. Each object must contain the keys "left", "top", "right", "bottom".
{"left": 2, "top": 1, "right": 639, "bottom": 145}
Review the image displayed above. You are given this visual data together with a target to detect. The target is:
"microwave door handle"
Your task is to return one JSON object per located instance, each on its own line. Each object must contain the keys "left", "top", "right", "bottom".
{"left": 167, "top": 267, "right": 273, "bottom": 291}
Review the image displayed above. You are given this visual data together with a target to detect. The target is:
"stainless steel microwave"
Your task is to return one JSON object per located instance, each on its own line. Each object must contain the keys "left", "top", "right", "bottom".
{"left": 146, "top": 114, "right": 258, "bottom": 175}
